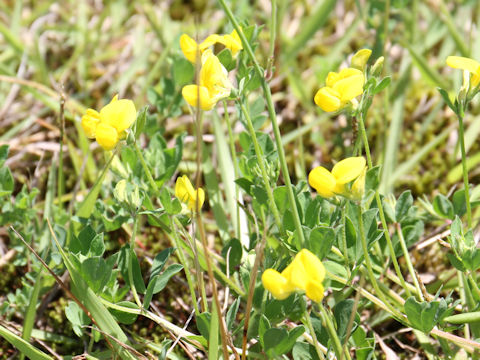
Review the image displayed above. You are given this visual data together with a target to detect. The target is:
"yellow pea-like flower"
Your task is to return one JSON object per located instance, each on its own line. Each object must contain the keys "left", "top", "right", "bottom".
{"left": 308, "top": 157, "right": 366, "bottom": 198}
{"left": 446, "top": 56, "right": 480, "bottom": 88}
{"left": 261, "top": 269, "right": 294, "bottom": 300}
{"left": 262, "top": 249, "right": 325, "bottom": 302}
{"left": 175, "top": 175, "right": 205, "bottom": 211}
{"left": 331, "top": 157, "right": 366, "bottom": 184}
{"left": 182, "top": 50, "right": 232, "bottom": 110}
{"left": 218, "top": 29, "right": 243, "bottom": 57}
{"left": 81, "top": 95, "right": 136, "bottom": 151}
{"left": 81, "top": 109, "right": 101, "bottom": 139}
{"left": 315, "top": 67, "right": 365, "bottom": 112}
{"left": 351, "top": 49, "right": 372, "bottom": 71}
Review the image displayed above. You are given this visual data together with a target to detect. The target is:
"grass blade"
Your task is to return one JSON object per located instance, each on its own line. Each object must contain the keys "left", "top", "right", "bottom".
{"left": 0, "top": 324, "right": 52, "bottom": 360}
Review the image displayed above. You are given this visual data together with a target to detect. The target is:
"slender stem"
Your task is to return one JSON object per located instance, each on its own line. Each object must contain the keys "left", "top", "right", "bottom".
{"left": 173, "top": 218, "right": 245, "bottom": 295}
{"left": 457, "top": 112, "right": 472, "bottom": 229}
{"left": 268, "top": 0, "right": 277, "bottom": 60}
{"left": 128, "top": 215, "right": 142, "bottom": 309}
{"left": 170, "top": 223, "right": 199, "bottom": 315}
{"left": 467, "top": 273, "right": 480, "bottom": 300}
{"left": 341, "top": 206, "right": 351, "bottom": 277}
{"left": 318, "top": 304, "right": 343, "bottom": 360}
{"left": 223, "top": 100, "right": 241, "bottom": 239}
{"left": 458, "top": 271, "right": 471, "bottom": 340}
{"left": 241, "top": 211, "right": 267, "bottom": 360}
{"left": 133, "top": 140, "right": 160, "bottom": 197}
{"left": 303, "top": 310, "right": 325, "bottom": 360}
{"left": 237, "top": 101, "right": 283, "bottom": 232}
{"left": 357, "top": 205, "right": 403, "bottom": 319}
{"left": 357, "top": 115, "right": 410, "bottom": 297}
{"left": 395, "top": 223, "right": 420, "bottom": 300}
{"left": 218, "top": 0, "right": 306, "bottom": 245}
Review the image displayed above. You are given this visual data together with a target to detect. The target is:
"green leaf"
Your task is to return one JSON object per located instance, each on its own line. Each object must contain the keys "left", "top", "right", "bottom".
{"left": 372, "top": 76, "right": 391, "bottom": 95}
{"left": 222, "top": 238, "right": 243, "bottom": 273}
{"left": 0, "top": 324, "right": 53, "bottom": 360}
{"left": 0, "top": 167, "right": 14, "bottom": 196}
{"left": 217, "top": 48, "right": 236, "bottom": 71}
{"left": 172, "top": 57, "right": 194, "bottom": 86}
{"left": 263, "top": 328, "right": 288, "bottom": 355}
{"left": 118, "top": 245, "right": 146, "bottom": 294}
{"left": 0, "top": 144, "right": 9, "bottom": 167}
{"left": 151, "top": 264, "right": 183, "bottom": 294}
{"left": 334, "top": 300, "right": 359, "bottom": 341}
{"left": 365, "top": 165, "right": 381, "bottom": 193}
{"left": 109, "top": 301, "right": 139, "bottom": 325}
{"left": 196, "top": 312, "right": 211, "bottom": 340}
{"left": 452, "top": 189, "right": 467, "bottom": 217}
{"left": 65, "top": 301, "right": 91, "bottom": 337}
{"left": 134, "top": 106, "right": 148, "bottom": 139}
{"left": 226, "top": 298, "right": 241, "bottom": 331}
{"left": 396, "top": 190, "right": 413, "bottom": 222}
{"left": 80, "top": 257, "right": 112, "bottom": 293}
{"left": 437, "top": 88, "right": 457, "bottom": 113}
{"left": 308, "top": 226, "right": 335, "bottom": 260}
{"left": 150, "top": 247, "right": 175, "bottom": 279}
{"left": 433, "top": 194, "right": 454, "bottom": 219}
{"left": 405, "top": 297, "right": 442, "bottom": 333}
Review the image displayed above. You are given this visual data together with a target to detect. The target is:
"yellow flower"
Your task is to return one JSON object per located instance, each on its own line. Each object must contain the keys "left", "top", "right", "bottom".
{"left": 446, "top": 56, "right": 480, "bottom": 88}
{"left": 262, "top": 249, "right": 326, "bottom": 302}
{"left": 218, "top": 29, "right": 243, "bottom": 57}
{"left": 308, "top": 157, "right": 366, "bottom": 198}
{"left": 314, "top": 67, "right": 365, "bottom": 112}
{"left": 81, "top": 95, "right": 136, "bottom": 151}
{"left": 182, "top": 50, "right": 232, "bottom": 110}
{"left": 351, "top": 49, "right": 372, "bottom": 71}
{"left": 180, "top": 33, "right": 221, "bottom": 64}
{"left": 175, "top": 175, "right": 205, "bottom": 211}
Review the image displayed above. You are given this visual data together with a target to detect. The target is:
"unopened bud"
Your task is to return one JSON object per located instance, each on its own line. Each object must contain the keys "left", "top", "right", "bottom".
{"left": 371, "top": 56, "right": 384, "bottom": 76}
{"left": 351, "top": 49, "right": 372, "bottom": 71}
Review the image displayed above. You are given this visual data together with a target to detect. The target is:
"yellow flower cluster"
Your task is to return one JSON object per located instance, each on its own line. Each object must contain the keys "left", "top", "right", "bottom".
{"left": 182, "top": 50, "right": 232, "bottom": 111}
{"left": 180, "top": 30, "right": 243, "bottom": 64}
{"left": 446, "top": 56, "right": 480, "bottom": 89}
{"left": 308, "top": 157, "right": 366, "bottom": 199}
{"left": 314, "top": 49, "right": 371, "bottom": 113}
{"left": 262, "top": 249, "right": 325, "bottom": 302}
{"left": 175, "top": 175, "right": 205, "bottom": 211}
{"left": 81, "top": 95, "right": 136, "bottom": 151}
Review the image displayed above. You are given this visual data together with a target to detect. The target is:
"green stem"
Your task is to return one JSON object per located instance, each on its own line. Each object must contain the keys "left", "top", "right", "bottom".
{"left": 170, "top": 223, "right": 199, "bottom": 315}
{"left": 133, "top": 140, "right": 160, "bottom": 197}
{"left": 128, "top": 215, "right": 142, "bottom": 309}
{"left": 219, "top": 0, "right": 305, "bottom": 245}
{"left": 173, "top": 217, "right": 245, "bottom": 296}
{"left": 317, "top": 304, "right": 343, "bottom": 360}
{"left": 223, "top": 100, "right": 241, "bottom": 240}
{"left": 395, "top": 223, "right": 417, "bottom": 299}
{"left": 457, "top": 112, "right": 473, "bottom": 229}
{"left": 303, "top": 310, "right": 325, "bottom": 360}
{"left": 445, "top": 312, "right": 480, "bottom": 324}
{"left": 467, "top": 273, "right": 480, "bottom": 299}
{"left": 357, "top": 205, "right": 403, "bottom": 319}
{"left": 341, "top": 207, "right": 350, "bottom": 277}
{"left": 268, "top": 0, "right": 277, "bottom": 60}
{"left": 357, "top": 115, "right": 410, "bottom": 298}
{"left": 237, "top": 101, "right": 283, "bottom": 233}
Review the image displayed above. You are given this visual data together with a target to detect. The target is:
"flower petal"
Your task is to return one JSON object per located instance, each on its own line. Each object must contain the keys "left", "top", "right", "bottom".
{"left": 331, "top": 157, "right": 366, "bottom": 184}
{"left": 180, "top": 34, "right": 201, "bottom": 63}
{"left": 314, "top": 87, "right": 341, "bottom": 112}
{"left": 351, "top": 49, "right": 372, "bottom": 70}
{"left": 306, "top": 280, "right": 325, "bottom": 302}
{"left": 81, "top": 109, "right": 100, "bottom": 138}
{"left": 297, "top": 249, "right": 325, "bottom": 283}
{"left": 308, "top": 166, "right": 337, "bottom": 198}
{"left": 95, "top": 123, "right": 118, "bottom": 151}
{"left": 100, "top": 98, "right": 137, "bottom": 133}
{"left": 332, "top": 73, "right": 365, "bottom": 102}
{"left": 446, "top": 56, "right": 480, "bottom": 75}
{"left": 182, "top": 85, "right": 215, "bottom": 110}
{"left": 262, "top": 269, "right": 293, "bottom": 300}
